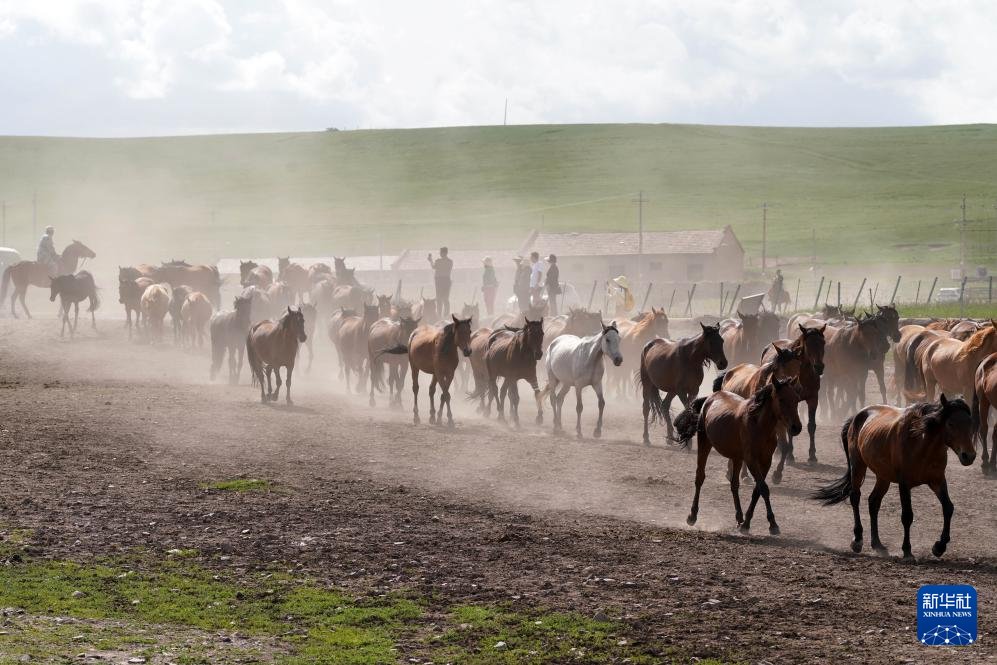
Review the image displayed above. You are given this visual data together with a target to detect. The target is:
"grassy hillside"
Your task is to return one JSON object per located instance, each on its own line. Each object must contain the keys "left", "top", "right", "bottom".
{"left": 1, "top": 123, "right": 996, "bottom": 267}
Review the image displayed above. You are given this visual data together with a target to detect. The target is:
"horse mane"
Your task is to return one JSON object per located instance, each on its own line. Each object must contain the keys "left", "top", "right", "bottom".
{"left": 629, "top": 309, "right": 658, "bottom": 337}
{"left": 746, "top": 383, "right": 774, "bottom": 422}
{"left": 439, "top": 321, "right": 456, "bottom": 355}
{"left": 904, "top": 397, "right": 970, "bottom": 438}
{"left": 956, "top": 325, "right": 997, "bottom": 361}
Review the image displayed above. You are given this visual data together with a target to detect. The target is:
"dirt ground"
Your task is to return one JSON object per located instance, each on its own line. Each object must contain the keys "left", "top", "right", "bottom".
{"left": 1, "top": 310, "right": 996, "bottom": 663}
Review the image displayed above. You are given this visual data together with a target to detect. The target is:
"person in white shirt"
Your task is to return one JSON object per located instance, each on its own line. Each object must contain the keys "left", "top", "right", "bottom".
{"left": 528, "top": 251, "right": 543, "bottom": 308}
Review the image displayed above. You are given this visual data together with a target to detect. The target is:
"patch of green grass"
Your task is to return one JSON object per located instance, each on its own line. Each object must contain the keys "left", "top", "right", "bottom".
{"left": 200, "top": 478, "right": 272, "bottom": 493}
{"left": 895, "top": 302, "right": 997, "bottom": 319}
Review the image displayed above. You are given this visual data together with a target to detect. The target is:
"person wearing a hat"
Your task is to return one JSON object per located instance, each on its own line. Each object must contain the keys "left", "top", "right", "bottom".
{"left": 36, "top": 225, "right": 58, "bottom": 275}
{"left": 544, "top": 254, "right": 561, "bottom": 315}
{"left": 513, "top": 256, "right": 532, "bottom": 312}
{"left": 481, "top": 256, "right": 499, "bottom": 315}
{"left": 427, "top": 246, "right": 454, "bottom": 318}
{"left": 608, "top": 275, "right": 634, "bottom": 316}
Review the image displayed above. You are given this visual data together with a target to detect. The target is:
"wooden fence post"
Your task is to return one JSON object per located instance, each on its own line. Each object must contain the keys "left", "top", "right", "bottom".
{"left": 727, "top": 284, "right": 741, "bottom": 316}
{"left": 890, "top": 275, "right": 901, "bottom": 304}
{"left": 794, "top": 278, "right": 801, "bottom": 310}
{"left": 959, "top": 276, "right": 968, "bottom": 317}
{"left": 851, "top": 277, "right": 867, "bottom": 311}
{"left": 719, "top": 281, "right": 725, "bottom": 316}
{"left": 990, "top": 275, "right": 993, "bottom": 303}
{"left": 871, "top": 281, "right": 880, "bottom": 306}
{"left": 813, "top": 276, "right": 825, "bottom": 310}
{"left": 587, "top": 280, "right": 598, "bottom": 310}
{"left": 640, "top": 282, "right": 654, "bottom": 312}
{"left": 667, "top": 288, "right": 676, "bottom": 314}
{"left": 926, "top": 276, "right": 938, "bottom": 304}
{"left": 868, "top": 288, "right": 874, "bottom": 310}
{"left": 914, "top": 279, "right": 921, "bottom": 304}
{"left": 684, "top": 283, "right": 697, "bottom": 317}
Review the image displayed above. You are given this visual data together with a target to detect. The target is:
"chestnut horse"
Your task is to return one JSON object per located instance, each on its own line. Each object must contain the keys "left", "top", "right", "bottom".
{"left": 918, "top": 323, "right": 997, "bottom": 404}
{"left": 972, "top": 352, "right": 997, "bottom": 474}
{"left": 814, "top": 395, "right": 975, "bottom": 561}
{"left": 327, "top": 308, "right": 356, "bottom": 379}
{"left": 674, "top": 376, "right": 803, "bottom": 534}
{"left": 611, "top": 307, "right": 670, "bottom": 395}
{"left": 383, "top": 315, "right": 472, "bottom": 426}
{"left": 485, "top": 319, "right": 546, "bottom": 427}
{"left": 239, "top": 261, "right": 273, "bottom": 289}
{"left": 180, "top": 292, "right": 213, "bottom": 348}
{"left": 119, "top": 277, "right": 153, "bottom": 338}
{"left": 150, "top": 263, "right": 222, "bottom": 309}
{"left": 336, "top": 303, "right": 381, "bottom": 394}
{"left": 246, "top": 306, "right": 308, "bottom": 404}
{"left": 638, "top": 323, "right": 728, "bottom": 444}
{"left": 141, "top": 283, "right": 172, "bottom": 343}
{"left": 820, "top": 315, "right": 890, "bottom": 418}
{"left": 49, "top": 271, "right": 101, "bottom": 338}
{"left": 277, "top": 257, "right": 310, "bottom": 303}
{"left": 720, "top": 312, "right": 762, "bottom": 367}
{"left": 2, "top": 240, "right": 96, "bottom": 318}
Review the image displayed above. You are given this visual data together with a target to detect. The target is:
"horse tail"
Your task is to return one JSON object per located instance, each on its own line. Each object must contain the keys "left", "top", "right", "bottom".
{"left": 672, "top": 396, "right": 708, "bottom": 448}
{"left": 466, "top": 374, "right": 490, "bottom": 401}
{"left": 1, "top": 265, "right": 11, "bottom": 301}
{"left": 246, "top": 333, "right": 260, "bottom": 387}
{"left": 637, "top": 340, "right": 664, "bottom": 423}
{"left": 972, "top": 391, "right": 982, "bottom": 445}
{"left": 812, "top": 415, "right": 859, "bottom": 506}
{"left": 369, "top": 350, "right": 385, "bottom": 392}
{"left": 209, "top": 325, "right": 224, "bottom": 381}
{"left": 712, "top": 370, "right": 727, "bottom": 393}
{"left": 89, "top": 286, "right": 101, "bottom": 313}
{"left": 375, "top": 344, "right": 408, "bottom": 358}
{"left": 903, "top": 333, "right": 928, "bottom": 395}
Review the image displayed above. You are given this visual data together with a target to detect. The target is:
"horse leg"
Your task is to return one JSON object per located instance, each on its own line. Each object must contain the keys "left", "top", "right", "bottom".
{"left": 898, "top": 481, "right": 916, "bottom": 562}
{"left": 740, "top": 462, "right": 764, "bottom": 533}
{"left": 509, "top": 381, "right": 522, "bottom": 428}
{"left": 592, "top": 380, "right": 606, "bottom": 439}
{"left": 991, "top": 420, "right": 997, "bottom": 475}
{"left": 428, "top": 376, "right": 438, "bottom": 425}
{"left": 848, "top": 468, "right": 864, "bottom": 553}
{"left": 265, "top": 367, "right": 275, "bottom": 400}
{"left": 979, "top": 393, "right": 991, "bottom": 470}
{"left": 687, "top": 430, "right": 711, "bottom": 526}
{"left": 284, "top": 364, "right": 295, "bottom": 405}
{"left": 929, "top": 479, "right": 954, "bottom": 558}
{"left": 640, "top": 387, "right": 656, "bottom": 445}
{"left": 874, "top": 363, "right": 888, "bottom": 405}
{"left": 574, "top": 385, "right": 585, "bottom": 439}
{"left": 20, "top": 286, "right": 32, "bottom": 319}
{"left": 73, "top": 301, "right": 80, "bottom": 335}
{"left": 273, "top": 366, "right": 284, "bottom": 402}
{"left": 411, "top": 365, "right": 421, "bottom": 424}
{"left": 868, "top": 476, "right": 890, "bottom": 556}
{"left": 496, "top": 378, "right": 508, "bottom": 422}
{"left": 757, "top": 456, "right": 779, "bottom": 535}
{"left": 662, "top": 392, "right": 677, "bottom": 441}
{"left": 772, "top": 432, "right": 789, "bottom": 485}
{"left": 532, "top": 379, "right": 543, "bottom": 426}
{"left": 806, "top": 396, "right": 818, "bottom": 464}
{"left": 441, "top": 375, "right": 455, "bottom": 428}
{"left": 728, "top": 457, "right": 744, "bottom": 525}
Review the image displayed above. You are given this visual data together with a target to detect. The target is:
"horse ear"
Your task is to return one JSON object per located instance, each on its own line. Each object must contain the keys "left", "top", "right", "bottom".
{"left": 940, "top": 393, "right": 949, "bottom": 407}
{"left": 700, "top": 322, "right": 708, "bottom": 332}
{"left": 819, "top": 323, "right": 827, "bottom": 333}
{"left": 452, "top": 314, "right": 459, "bottom": 323}
{"left": 798, "top": 323, "right": 806, "bottom": 334}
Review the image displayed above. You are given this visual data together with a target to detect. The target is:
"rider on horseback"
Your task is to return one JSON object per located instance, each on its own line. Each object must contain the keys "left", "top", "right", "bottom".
{"left": 37, "top": 226, "right": 58, "bottom": 275}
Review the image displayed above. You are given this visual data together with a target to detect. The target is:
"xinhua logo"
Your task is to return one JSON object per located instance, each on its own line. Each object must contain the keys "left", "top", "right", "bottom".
{"left": 917, "top": 585, "right": 977, "bottom": 646}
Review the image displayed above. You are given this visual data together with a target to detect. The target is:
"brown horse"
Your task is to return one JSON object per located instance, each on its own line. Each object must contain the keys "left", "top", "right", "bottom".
{"left": 466, "top": 326, "right": 495, "bottom": 413}
{"left": 169, "top": 285, "right": 193, "bottom": 343}
{"left": 239, "top": 261, "right": 273, "bottom": 289}
{"left": 246, "top": 306, "right": 308, "bottom": 404}
{"left": 820, "top": 315, "right": 890, "bottom": 418}
{"left": 332, "top": 284, "right": 375, "bottom": 313}
{"left": 972, "top": 352, "right": 997, "bottom": 474}
{"left": 2, "top": 240, "right": 96, "bottom": 317}
{"left": 377, "top": 294, "right": 394, "bottom": 318}
{"left": 327, "top": 308, "right": 356, "bottom": 379}
{"left": 761, "top": 325, "right": 827, "bottom": 479}
{"left": 485, "top": 319, "right": 546, "bottom": 427}
{"left": 299, "top": 302, "right": 317, "bottom": 372}
{"left": 713, "top": 345, "right": 802, "bottom": 397}
{"left": 611, "top": 307, "right": 670, "bottom": 395}
{"left": 674, "top": 376, "right": 803, "bottom": 534}
{"left": 638, "top": 323, "right": 728, "bottom": 444}
{"left": 897, "top": 327, "right": 951, "bottom": 403}
{"left": 411, "top": 297, "right": 439, "bottom": 324}
{"left": 180, "top": 292, "right": 213, "bottom": 348}
{"left": 210, "top": 294, "right": 253, "bottom": 383}
{"left": 814, "top": 395, "right": 975, "bottom": 561}
{"left": 277, "top": 257, "right": 310, "bottom": 303}
{"left": 337, "top": 304, "right": 381, "bottom": 393}
{"left": 918, "top": 323, "right": 997, "bottom": 404}
{"left": 49, "top": 271, "right": 100, "bottom": 338}
{"left": 150, "top": 263, "right": 222, "bottom": 309}
{"left": 141, "top": 283, "right": 172, "bottom": 343}
{"left": 381, "top": 316, "right": 473, "bottom": 426}
{"left": 119, "top": 277, "right": 153, "bottom": 338}
{"left": 368, "top": 314, "right": 422, "bottom": 407}
{"left": 720, "top": 312, "right": 762, "bottom": 367}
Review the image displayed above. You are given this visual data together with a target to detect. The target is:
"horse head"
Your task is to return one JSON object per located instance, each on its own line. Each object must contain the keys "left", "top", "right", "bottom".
{"left": 798, "top": 324, "right": 827, "bottom": 375}
{"left": 523, "top": 317, "right": 545, "bottom": 361}
{"left": 761, "top": 375, "right": 803, "bottom": 436}
{"left": 285, "top": 306, "right": 307, "bottom": 343}
{"left": 700, "top": 322, "right": 728, "bottom": 370}
{"left": 601, "top": 322, "right": 623, "bottom": 366}
{"left": 918, "top": 394, "right": 975, "bottom": 467}
{"left": 450, "top": 315, "right": 474, "bottom": 357}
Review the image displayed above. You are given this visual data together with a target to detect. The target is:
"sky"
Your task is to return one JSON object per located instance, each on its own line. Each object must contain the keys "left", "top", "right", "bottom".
{"left": 1, "top": 0, "right": 996, "bottom": 136}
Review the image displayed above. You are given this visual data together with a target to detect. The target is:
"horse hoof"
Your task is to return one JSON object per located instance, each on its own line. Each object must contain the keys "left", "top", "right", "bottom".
{"left": 850, "top": 540, "right": 863, "bottom": 553}
{"left": 642, "top": 436, "right": 651, "bottom": 446}
{"left": 592, "top": 429, "right": 602, "bottom": 439}
{"left": 535, "top": 416, "right": 543, "bottom": 425}
{"left": 872, "top": 544, "right": 889, "bottom": 557}
{"left": 413, "top": 417, "right": 420, "bottom": 425}
{"left": 768, "top": 524, "right": 781, "bottom": 536}
{"left": 738, "top": 523, "right": 751, "bottom": 533}
{"left": 900, "top": 553, "right": 916, "bottom": 564}
{"left": 686, "top": 514, "right": 697, "bottom": 526}
{"left": 771, "top": 471, "right": 783, "bottom": 485}
{"left": 369, "top": 397, "right": 376, "bottom": 407}
{"left": 932, "top": 542, "right": 947, "bottom": 558}
{"left": 808, "top": 455, "right": 818, "bottom": 466}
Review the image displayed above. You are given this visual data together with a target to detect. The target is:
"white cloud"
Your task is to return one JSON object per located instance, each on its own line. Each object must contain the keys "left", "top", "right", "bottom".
{"left": 1, "top": 0, "right": 996, "bottom": 134}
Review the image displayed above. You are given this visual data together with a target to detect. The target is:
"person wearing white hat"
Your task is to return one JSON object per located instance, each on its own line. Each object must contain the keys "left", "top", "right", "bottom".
{"left": 481, "top": 256, "right": 499, "bottom": 315}
{"left": 37, "top": 225, "right": 58, "bottom": 275}
{"left": 607, "top": 275, "right": 634, "bottom": 316}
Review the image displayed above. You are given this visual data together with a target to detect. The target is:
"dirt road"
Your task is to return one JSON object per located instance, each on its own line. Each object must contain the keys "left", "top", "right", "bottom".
{"left": 1, "top": 316, "right": 995, "bottom": 663}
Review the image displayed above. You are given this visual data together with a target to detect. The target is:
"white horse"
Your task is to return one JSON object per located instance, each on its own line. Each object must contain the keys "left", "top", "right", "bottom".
{"left": 541, "top": 323, "right": 623, "bottom": 438}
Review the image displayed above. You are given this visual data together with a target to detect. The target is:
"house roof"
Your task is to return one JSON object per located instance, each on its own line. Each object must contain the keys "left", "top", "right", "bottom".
{"left": 217, "top": 255, "right": 397, "bottom": 275}
{"left": 392, "top": 248, "right": 523, "bottom": 272}
{"left": 520, "top": 226, "right": 741, "bottom": 257}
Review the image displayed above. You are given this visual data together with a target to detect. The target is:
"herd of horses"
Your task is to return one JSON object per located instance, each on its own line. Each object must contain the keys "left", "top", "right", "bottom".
{"left": 6, "top": 247, "right": 997, "bottom": 562}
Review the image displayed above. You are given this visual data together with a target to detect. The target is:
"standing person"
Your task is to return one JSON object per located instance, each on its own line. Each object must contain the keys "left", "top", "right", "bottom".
{"left": 607, "top": 275, "right": 634, "bottom": 317}
{"left": 481, "top": 256, "right": 499, "bottom": 316}
{"left": 528, "top": 251, "right": 543, "bottom": 308}
{"left": 37, "top": 225, "right": 59, "bottom": 275}
{"left": 513, "top": 257, "right": 531, "bottom": 312}
{"left": 544, "top": 254, "right": 561, "bottom": 316}
{"left": 427, "top": 246, "right": 454, "bottom": 318}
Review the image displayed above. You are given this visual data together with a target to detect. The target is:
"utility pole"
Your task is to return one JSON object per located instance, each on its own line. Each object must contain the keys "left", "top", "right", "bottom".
{"left": 810, "top": 227, "right": 816, "bottom": 269}
{"left": 503, "top": 98, "right": 508, "bottom": 126}
{"left": 1, "top": 201, "right": 5, "bottom": 247}
{"left": 992, "top": 197, "right": 997, "bottom": 271}
{"left": 960, "top": 194, "right": 967, "bottom": 277}
{"left": 632, "top": 191, "right": 647, "bottom": 285}
{"left": 32, "top": 191, "right": 37, "bottom": 240}
{"left": 761, "top": 201, "right": 768, "bottom": 274}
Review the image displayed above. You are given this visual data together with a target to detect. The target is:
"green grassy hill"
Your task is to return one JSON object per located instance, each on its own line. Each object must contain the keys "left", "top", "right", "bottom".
{"left": 1, "top": 123, "right": 995, "bottom": 268}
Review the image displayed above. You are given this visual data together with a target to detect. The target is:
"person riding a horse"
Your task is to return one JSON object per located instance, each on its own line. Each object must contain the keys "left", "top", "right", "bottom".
{"left": 773, "top": 269, "right": 784, "bottom": 293}
{"left": 37, "top": 226, "right": 58, "bottom": 275}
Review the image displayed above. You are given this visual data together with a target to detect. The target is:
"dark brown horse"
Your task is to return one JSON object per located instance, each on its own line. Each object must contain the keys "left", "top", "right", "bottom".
{"left": 210, "top": 294, "right": 253, "bottom": 383}
{"left": 169, "top": 285, "right": 193, "bottom": 343}
{"left": 239, "top": 260, "right": 273, "bottom": 289}
{"left": 368, "top": 314, "right": 421, "bottom": 407}
{"left": 119, "top": 277, "right": 153, "bottom": 338}
{"left": 246, "top": 306, "right": 308, "bottom": 404}
{"left": 674, "top": 376, "right": 803, "bottom": 534}
{"left": 277, "top": 257, "right": 310, "bottom": 303}
{"left": 380, "top": 316, "right": 473, "bottom": 426}
{"left": 720, "top": 312, "right": 761, "bottom": 367}
{"left": 466, "top": 326, "right": 495, "bottom": 414}
{"left": 762, "top": 325, "right": 827, "bottom": 480}
{"left": 820, "top": 315, "right": 890, "bottom": 419}
{"left": 814, "top": 395, "right": 975, "bottom": 561}
{"left": 327, "top": 307, "right": 356, "bottom": 379}
{"left": 150, "top": 263, "right": 222, "bottom": 309}
{"left": 638, "top": 323, "right": 728, "bottom": 444}
{"left": 299, "top": 302, "right": 317, "bottom": 371}
{"left": 49, "top": 271, "right": 100, "bottom": 338}
{"left": 2, "top": 240, "right": 96, "bottom": 317}
{"left": 485, "top": 319, "right": 546, "bottom": 427}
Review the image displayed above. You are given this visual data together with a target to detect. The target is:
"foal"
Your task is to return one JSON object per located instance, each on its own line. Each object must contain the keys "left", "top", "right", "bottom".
{"left": 674, "top": 376, "right": 802, "bottom": 534}
{"left": 49, "top": 271, "right": 100, "bottom": 338}
{"left": 814, "top": 395, "right": 975, "bottom": 561}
